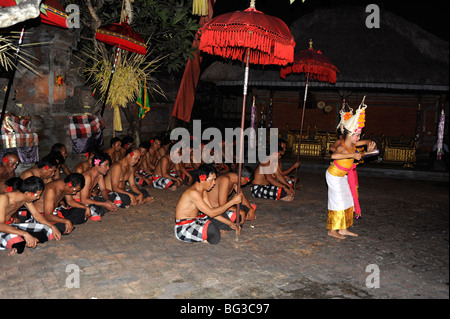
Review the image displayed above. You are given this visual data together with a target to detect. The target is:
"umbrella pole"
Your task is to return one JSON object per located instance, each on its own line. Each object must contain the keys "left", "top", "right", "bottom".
{"left": 235, "top": 48, "right": 250, "bottom": 239}
{"left": 293, "top": 72, "right": 309, "bottom": 190}
{"left": 100, "top": 47, "right": 121, "bottom": 117}
{"left": 1, "top": 27, "right": 25, "bottom": 131}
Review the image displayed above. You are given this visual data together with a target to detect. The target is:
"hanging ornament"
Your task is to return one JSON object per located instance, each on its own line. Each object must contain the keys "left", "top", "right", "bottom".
{"left": 55, "top": 74, "right": 64, "bottom": 86}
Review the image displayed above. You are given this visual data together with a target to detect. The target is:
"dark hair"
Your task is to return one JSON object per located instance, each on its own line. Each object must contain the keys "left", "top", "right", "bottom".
{"left": 19, "top": 176, "right": 45, "bottom": 193}
{"left": 2, "top": 152, "right": 18, "bottom": 163}
{"left": 241, "top": 165, "right": 254, "bottom": 181}
{"left": 64, "top": 173, "right": 85, "bottom": 189}
{"left": 49, "top": 152, "right": 65, "bottom": 166}
{"left": 91, "top": 151, "right": 111, "bottom": 166}
{"left": 5, "top": 177, "right": 23, "bottom": 190}
{"left": 343, "top": 128, "right": 352, "bottom": 139}
{"left": 125, "top": 147, "right": 139, "bottom": 157}
{"left": 50, "top": 143, "right": 66, "bottom": 154}
{"left": 194, "top": 164, "right": 217, "bottom": 182}
{"left": 139, "top": 141, "right": 151, "bottom": 150}
{"left": 110, "top": 137, "right": 121, "bottom": 147}
{"left": 160, "top": 134, "right": 171, "bottom": 146}
{"left": 37, "top": 155, "right": 58, "bottom": 169}
{"left": 121, "top": 136, "right": 134, "bottom": 147}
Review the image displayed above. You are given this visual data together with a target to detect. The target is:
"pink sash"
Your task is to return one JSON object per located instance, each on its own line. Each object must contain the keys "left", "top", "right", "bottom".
{"left": 333, "top": 161, "right": 361, "bottom": 217}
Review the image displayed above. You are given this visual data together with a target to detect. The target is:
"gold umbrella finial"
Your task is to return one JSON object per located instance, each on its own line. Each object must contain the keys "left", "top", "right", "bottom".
{"left": 309, "top": 38, "right": 313, "bottom": 49}
{"left": 250, "top": 0, "right": 256, "bottom": 8}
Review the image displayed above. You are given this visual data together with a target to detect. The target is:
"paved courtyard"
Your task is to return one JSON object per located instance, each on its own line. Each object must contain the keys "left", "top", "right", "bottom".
{"left": 1, "top": 169, "right": 448, "bottom": 302}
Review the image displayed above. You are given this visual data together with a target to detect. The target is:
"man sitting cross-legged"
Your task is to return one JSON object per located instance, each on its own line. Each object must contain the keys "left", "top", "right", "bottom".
{"left": 250, "top": 146, "right": 295, "bottom": 201}
{"left": 133, "top": 141, "right": 153, "bottom": 187}
{"left": 73, "top": 150, "right": 95, "bottom": 174}
{"left": 174, "top": 164, "right": 243, "bottom": 245}
{"left": 0, "top": 177, "right": 62, "bottom": 256}
{"left": 152, "top": 143, "right": 191, "bottom": 191}
{"left": 72, "top": 151, "right": 118, "bottom": 221}
{"left": 105, "top": 148, "right": 154, "bottom": 206}
{"left": 207, "top": 165, "right": 257, "bottom": 221}
{"left": 20, "top": 155, "right": 58, "bottom": 184}
{"left": 33, "top": 173, "right": 90, "bottom": 235}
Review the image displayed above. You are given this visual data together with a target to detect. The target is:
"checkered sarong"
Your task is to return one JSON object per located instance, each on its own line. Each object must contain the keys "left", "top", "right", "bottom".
{"left": 174, "top": 211, "right": 234, "bottom": 244}
{"left": 0, "top": 222, "right": 53, "bottom": 251}
{"left": 174, "top": 214, "right": 209, "bottom": 243}
{"left": 250, "top": 184, "right": 284, "bottom": 200}
{"left": 68, "top": 115, "right": 104, "bottom": 140}
{"left": 152, "top": 175, "right": 174, "bottom": 189}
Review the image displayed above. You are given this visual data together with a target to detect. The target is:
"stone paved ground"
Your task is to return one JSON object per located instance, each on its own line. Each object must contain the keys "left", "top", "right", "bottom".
{"left": 0, "top": 171, "right": 448, "bottom": 302}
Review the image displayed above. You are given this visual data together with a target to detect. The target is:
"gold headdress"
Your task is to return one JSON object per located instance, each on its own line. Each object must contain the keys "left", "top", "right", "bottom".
{"left": 343, "top": 96, "right": 367, "bottom": 135}
{"left": 337, "top": 105, "right": 353, "bottom": 134}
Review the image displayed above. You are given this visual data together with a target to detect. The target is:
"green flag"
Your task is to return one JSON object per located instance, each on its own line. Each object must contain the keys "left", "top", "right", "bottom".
{"left": 137, "top": 83, "right": 150, "bottom": 119}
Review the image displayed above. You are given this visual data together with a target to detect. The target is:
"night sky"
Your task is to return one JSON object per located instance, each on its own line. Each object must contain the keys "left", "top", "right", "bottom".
{"left": 212, "top": 0, "right": 449, "bottom": 41}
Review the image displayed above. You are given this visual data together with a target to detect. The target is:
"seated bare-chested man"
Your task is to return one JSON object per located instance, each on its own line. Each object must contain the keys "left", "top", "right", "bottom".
{"left": 133, "top": 141, "right": 153, "bottom": 187}
{"left": 73, "top": 151, "right": 95, "bottom": 174}
{"left": 104, "top": 137, "right": 122, "bottom": 164}
{"left": 145, "top": 136, "right": 162, "bottom": 172}
{"left": 119, "top": 136, "right": 134, "bottom": 160}
{"left": 152, "top": 144, "right": 191, "bottom": 191}
{"left": 72, "top": 151, "right": 118, "bottom": 221}
{"left": 0, "top": 176, "right": 62, "bottom": 256}
{"left": 250, "top": 147, "right": 295, "bottom": 201}
{"left": 33, "top": 173, "right": 90, "bottom": 236}
{"left": 0, "top": 153, "right": 20, "bottom": 193}
{"left": 104, "top": 148, "right": 154, "bottom": 206}
{"left": 20, "top": 155, "right": 58, "bottom": 184}
{"left": 277, "top": 139, "right": 301, "bottom": 187}
{"left": 0, "top": 153, "right": 19, "bottom": 181}
{"left": 174, "top": 164, "right": 243, "bottom": 245}
{"left": 207, "top": 166, "right": 256, "bottom": 221}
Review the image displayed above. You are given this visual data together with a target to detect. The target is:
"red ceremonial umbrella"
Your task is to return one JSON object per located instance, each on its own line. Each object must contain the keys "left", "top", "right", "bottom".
{"left": 198, "top": 0, "right": 295, "bottom": 232}
{"left": 40, "top": 0, "right": 68, "bottom": 28}
{"left": 280, "top": 39, "right": 338, "bottom": 188}
{"left": 95, "top": 20, "right": 147, "bottom": 116}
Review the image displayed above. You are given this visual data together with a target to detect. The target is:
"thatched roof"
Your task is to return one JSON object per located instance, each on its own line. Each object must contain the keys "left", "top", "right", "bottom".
{"left": 200, "top": 5, "right": 449, "bottom": 91}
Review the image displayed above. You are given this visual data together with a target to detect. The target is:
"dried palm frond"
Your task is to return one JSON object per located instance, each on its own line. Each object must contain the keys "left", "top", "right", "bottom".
{"left": 0, "top": 32, "right": 41, "bottom": 76}
{"left": 80, "top": 41, "right": 166, "bottom": 109}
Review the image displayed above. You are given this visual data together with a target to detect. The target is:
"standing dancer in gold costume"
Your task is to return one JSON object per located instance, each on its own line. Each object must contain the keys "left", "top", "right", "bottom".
{"left": 326, "top": 97, "right": 376, "bottom": 239}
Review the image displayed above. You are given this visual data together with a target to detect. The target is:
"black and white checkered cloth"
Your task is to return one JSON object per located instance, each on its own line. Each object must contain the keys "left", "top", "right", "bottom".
{"left": 250, "top": 184, "right": 282, "bottom": 200}
{"left": 0, "top": 222, "right": 53, "bottom": 251}
{"left": 152, "top": 175, "right": 174, "bottom": 189}
{"left": 174, "top": 214, "right": 209, "bottom": 243}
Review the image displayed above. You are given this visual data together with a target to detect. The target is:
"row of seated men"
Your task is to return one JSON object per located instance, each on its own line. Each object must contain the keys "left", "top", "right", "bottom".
{"left": 0, "top": 136, "right": 300, "bottom": 254}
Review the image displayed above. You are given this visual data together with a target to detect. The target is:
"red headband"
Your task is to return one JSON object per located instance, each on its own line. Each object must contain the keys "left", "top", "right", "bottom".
{"left": 2, "top": 157, "right": 8, "bottom": 164}
{"left": 199, "top": 174, "right": 207, "bottom": 181}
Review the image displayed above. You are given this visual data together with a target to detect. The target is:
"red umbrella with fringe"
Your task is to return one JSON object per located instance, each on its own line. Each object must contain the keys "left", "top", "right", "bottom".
{"left": 197, "top": 0, "right": 295, "bottom": 234}
{"left": 280, "top": 39, "right": 339, "bottom": 189}
{"left": 40, "top": 0, "right": 68, "bottom": 28}
{"left": 95, "top": 20, "right": 147, "bottom": 116}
